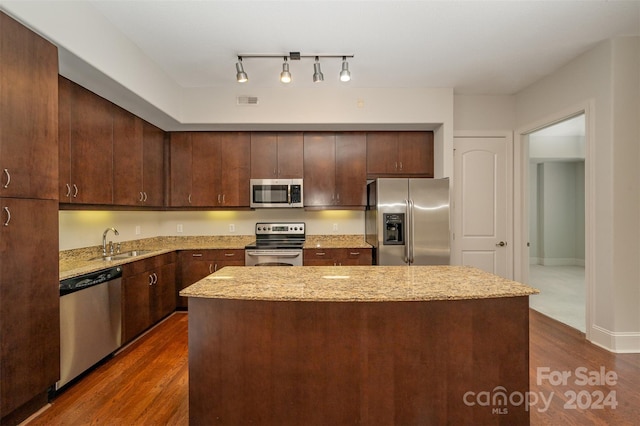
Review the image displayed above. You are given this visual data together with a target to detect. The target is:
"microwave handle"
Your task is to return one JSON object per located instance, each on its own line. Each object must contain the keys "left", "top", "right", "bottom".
{"left": 287, "top": 185, "right": 291, "bottom": 205}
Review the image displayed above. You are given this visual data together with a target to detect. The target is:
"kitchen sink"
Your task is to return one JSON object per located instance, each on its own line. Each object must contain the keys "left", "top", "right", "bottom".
{"left": 91, "top": 250, "right": 154, "bottom": 261}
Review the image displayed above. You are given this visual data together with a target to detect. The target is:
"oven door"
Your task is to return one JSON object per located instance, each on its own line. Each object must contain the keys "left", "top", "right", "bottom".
{"left": 245, "top": 250, "right": 303, "bottom": 266}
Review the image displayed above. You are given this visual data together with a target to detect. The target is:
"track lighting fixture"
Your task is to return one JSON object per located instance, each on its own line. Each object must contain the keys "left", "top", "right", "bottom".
{"left": 235, "top": 57, "right": 248, "bottom": 83}
{"left": 313, "top": 57, "right": 324, "bottom": 83}
{"left": 340, "top": 56, "right": 351, "bottom": 82}
{"left": 235, "top": 52, "right": 353, "bottom": 83}
{"left": 280, "top": 57, "right": 292, "bottom": 83}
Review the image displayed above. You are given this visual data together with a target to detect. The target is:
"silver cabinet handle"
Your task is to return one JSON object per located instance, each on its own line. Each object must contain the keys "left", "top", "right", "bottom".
{"left": 2, "top": 169, "right": 10, "bottom": 189}
{"left": 192, "top": 253, "right": 203, "bottom": 257}
{"left": 188, "top": 194, "right": 192, "bottom": 204}
{"left": 222, "top": 194, "right": 225, "bottom": 204}
{"left": 143, "top": 192, "right": 148, "bottom": 202}
{"left": 399, "top": 162, "right": 403, "bottom": 171}
{"left": 224, "top": 253, "right": 235, "bottom": 257}
{"left": 3, "top": 207, "right": 10, "bottom": 226}
{"left": 350, "top": 252, "right": 360, "bottom": 256}
{"left": 395, "top": 162, "right": 398, "bottom": 171}
{"left": 149, "top": 274, "right": 154, "bottom": 286}
{"left": 153, "top": 273, "right": 158, "bottom": 284}
{"left": 315, "top": 252, "right": 326, "bottom": 256}
{"left": 65, "top": 184, "right": 71, "bottom": 198}
{"left": 139, "top": 191, "right": 144, "bottom": 202}
{"left": 72, "top": 184, "right": 78, "bottom": 198}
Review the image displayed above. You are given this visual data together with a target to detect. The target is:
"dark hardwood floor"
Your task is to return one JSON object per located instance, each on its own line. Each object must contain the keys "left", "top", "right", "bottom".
{"left": 25, "top": 310, "right": 639, "bottom": 425}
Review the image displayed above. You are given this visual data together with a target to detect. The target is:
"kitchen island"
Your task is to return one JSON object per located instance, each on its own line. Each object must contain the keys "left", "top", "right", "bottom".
{"left": 181, "top": 265, "right": 538, "bottom": 425}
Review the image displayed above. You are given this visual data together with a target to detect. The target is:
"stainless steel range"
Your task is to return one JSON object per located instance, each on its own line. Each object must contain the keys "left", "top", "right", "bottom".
{"left": 245, "top": 222, "right": 305, "bottom": 266}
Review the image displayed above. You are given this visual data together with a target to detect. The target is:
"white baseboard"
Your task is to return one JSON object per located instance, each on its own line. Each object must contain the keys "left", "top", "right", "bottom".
{"left": 589, "top": 324, "right": 640, "bottom": 353}
{"left": 530, "top": 257, "right": 585, "bottom": 267}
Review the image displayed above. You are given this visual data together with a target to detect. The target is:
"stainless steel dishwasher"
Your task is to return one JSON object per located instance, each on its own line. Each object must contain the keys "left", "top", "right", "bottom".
{"left": 57, "top": 266, "right": 123, "bottom": 390}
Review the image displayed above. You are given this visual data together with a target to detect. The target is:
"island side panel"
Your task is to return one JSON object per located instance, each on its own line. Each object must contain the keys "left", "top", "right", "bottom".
{"left": 188, "top": 296, "right": 530, "bottom": 425}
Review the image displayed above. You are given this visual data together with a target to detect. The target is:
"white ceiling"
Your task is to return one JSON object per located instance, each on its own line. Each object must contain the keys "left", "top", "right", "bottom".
{"left": 65, "top": 0, "right": 639, "bottom": 95}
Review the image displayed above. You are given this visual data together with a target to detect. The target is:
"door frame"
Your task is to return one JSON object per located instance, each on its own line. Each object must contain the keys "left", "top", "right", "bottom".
{"left": 452, "top": 130, "right": 514, "bottom": 278}
{"left": 514, "top": 101, "right": 594, "bottom": 340}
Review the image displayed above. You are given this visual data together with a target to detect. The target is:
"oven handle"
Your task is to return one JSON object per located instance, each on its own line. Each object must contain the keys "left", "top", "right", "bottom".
{"left": 246, "top": 251, "right": 301, "bottom": 258}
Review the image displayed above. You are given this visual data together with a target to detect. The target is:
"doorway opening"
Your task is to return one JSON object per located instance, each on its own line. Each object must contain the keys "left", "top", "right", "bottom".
{"left": 527, "top": 114, "right": 586, "bottom": 332}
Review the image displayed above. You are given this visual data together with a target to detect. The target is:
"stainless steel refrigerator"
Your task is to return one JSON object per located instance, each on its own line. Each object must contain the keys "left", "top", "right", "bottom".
{"left": 365, "top": 178, "right": 450, "bottom": 265}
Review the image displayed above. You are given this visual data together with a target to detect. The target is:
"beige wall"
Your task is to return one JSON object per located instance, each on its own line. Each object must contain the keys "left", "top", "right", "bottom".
{"left": 515, "top": 37, "right": 640, "bottom": 352}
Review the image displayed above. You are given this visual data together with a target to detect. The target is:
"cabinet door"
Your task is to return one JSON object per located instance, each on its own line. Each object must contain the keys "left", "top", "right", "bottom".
{"left": 218, "top": 132, "right": 250, "bottom": 207}
{"left": 178, "top": 251, "right": 215, "bottom": 308}
{"left": 398, "top": 131, "right": 434, "bottom": 176}
{"left": 303, "top": 133, "right": 336, "bottom": 207}
{"left": 169, "top": 132, "right": 193, "bottom": 206}
{"left": 250, "top": 133, "right": 278, "bottom": 178}
{"left": 335, "top": 133, "right": 367, "bottom": 207}
{"left": 122, "top": 270, "right": 152, "bottom": 343}
{"left": 142, "top": 122, "right": 165, "bottom": 206}
{"left": 337, "top": 248, "right": 373, "bottom": 265}
{"left": 191, "top": 132, "right": 219, "bottom": 206}
{"left": 0, "top": 13, "right": 58, "bottom": 200}
{"left": 58, "top": 76, "right": 72, "bottom": 201}
{"left": 212, "top": 249, "right": 245, "bottom": 270}
{"left": 276, "top": 132, "right": 304, "bottom": 178}
{"left": 304, "top": 248, "right": 339, "bottom": 266}
{"left": 151, "top": 262, "right": 176, "bottom": 324}
{"left": 112, "top": 106, "right": 143, "bottom": 206}
{"left": 70, "top": 83, "right": 114, "bottom": 204}
{"left": 366, "top": 132, "right": 398, "bottom": 175}
{"left": 0, "top": 198, "right": 59, "bottom": 416}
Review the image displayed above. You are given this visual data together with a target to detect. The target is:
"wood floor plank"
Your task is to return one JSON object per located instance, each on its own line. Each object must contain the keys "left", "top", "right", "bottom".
{"left": 26, "top": 309, "right": 639, "bottom": 425}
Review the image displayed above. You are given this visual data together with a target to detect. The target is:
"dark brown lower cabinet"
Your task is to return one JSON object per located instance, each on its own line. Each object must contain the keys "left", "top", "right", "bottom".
{"left": 122, "top": 253, "right": 176, "bottom": 344}
{"left": 0, "top": 198, "right": 59, "bottom": 424}
{"left": 177, "top": 249, "right": 245, "bottom": 308}
{"left": 304, "top": 248, "right": 372, "bottom": 266}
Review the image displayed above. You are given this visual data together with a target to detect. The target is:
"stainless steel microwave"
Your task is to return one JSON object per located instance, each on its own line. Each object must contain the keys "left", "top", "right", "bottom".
{"left": 250, "top": 179, "right": 303, "bottom": 208}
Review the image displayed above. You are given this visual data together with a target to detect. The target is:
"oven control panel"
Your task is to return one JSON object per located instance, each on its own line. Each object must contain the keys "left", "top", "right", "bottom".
{"left": 255, "top": 222, "right": 305, "bottom": 236}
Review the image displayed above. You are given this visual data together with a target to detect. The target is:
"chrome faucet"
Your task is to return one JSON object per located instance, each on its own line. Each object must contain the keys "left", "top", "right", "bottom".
{"left": 102, "top": 227, "right": 119, "bottom": 256}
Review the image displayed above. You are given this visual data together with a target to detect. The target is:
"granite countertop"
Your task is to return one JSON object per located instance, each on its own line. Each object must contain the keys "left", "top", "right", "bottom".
{"left": 59, "top": 235, "right": 372, "bottom": 280}
{"left": 179, "top": 265, "right": 539, "bottom": 302}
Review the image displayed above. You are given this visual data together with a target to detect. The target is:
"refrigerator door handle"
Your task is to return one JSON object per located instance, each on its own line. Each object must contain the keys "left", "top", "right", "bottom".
{"left": 409, "top": 199, "right": 415, "bottom": 264}
{"left": 404, "top": 199, "right": 411, "bottom": 264}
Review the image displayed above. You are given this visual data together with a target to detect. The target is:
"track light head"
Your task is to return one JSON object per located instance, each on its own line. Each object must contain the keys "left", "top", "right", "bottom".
{"left": 313, "top": 57, "right": 324, "bottom": 83}
{"left": 235, "top": 57, "right": 248, "bottom": 83}
{"left": 280, "top": 57, "right": 292, "bottom": 83}
{"left": 340, "top": 57, "right": 351, "bottom": 82}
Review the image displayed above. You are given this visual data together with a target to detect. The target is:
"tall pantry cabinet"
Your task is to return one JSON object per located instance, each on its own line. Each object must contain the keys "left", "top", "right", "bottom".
{"left": 0, "top": 12, "right": 60, "bottom": 425}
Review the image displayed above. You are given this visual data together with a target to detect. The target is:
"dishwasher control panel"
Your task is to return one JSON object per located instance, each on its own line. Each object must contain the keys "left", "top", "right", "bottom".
{"left": 60, "top": 266, "right": 122, "bottom": 296}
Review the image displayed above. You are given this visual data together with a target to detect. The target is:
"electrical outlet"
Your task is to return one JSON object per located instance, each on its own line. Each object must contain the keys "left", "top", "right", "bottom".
{"left": 135, "top": 225, "right": 141, "bottom": 235}
{"left": 332, "top": 223, "right": 338, "bottom": 232}
{"left": 177, "top": 224, "right": 183, "bottom": 233}
{"left": 229, "top": 224, "right": 235, "bottom": 233}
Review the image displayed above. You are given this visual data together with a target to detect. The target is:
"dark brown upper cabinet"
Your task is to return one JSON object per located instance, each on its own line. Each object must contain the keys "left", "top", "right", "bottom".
{"left": 59, "top": 77, "right": 114, "bottom": 205}
{"left": 113, "top": 106, "right": 165, "bottom": 207}
{"left": 170, "top": 132, "right": 250, "bottom": 207}
{"left": 250, "top": 132, "right": 304, "bottom": 179}
{"left": 303, "top": 132, "right": 367, "bottom": 208}
{"left": 366, "top": 131, "right": 434, "bottom": 177}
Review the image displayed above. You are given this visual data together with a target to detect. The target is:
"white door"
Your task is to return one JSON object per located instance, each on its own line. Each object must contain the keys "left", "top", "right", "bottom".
{"left": 453, "top": 134, "right": 512, "bottom": 278}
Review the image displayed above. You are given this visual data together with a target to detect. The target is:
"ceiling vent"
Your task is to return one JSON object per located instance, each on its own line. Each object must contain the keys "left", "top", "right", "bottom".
{"left": 237, "top": 96, "right": 259, "bottom": 105}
